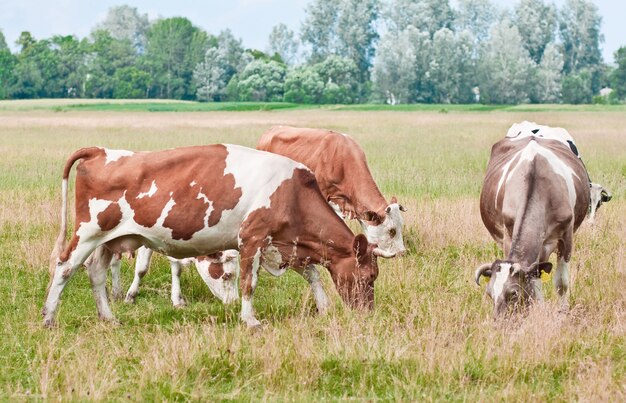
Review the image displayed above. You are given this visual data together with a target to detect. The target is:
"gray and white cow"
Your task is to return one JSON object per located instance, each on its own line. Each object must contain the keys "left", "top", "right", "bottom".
{"left": 475, "top": 126, "right": 590, "bottom": 316}
{"left": 44, "top": 144, "right": 394, "bottom": 327}
{"left": 588, "top": 183, "right": 612, "bottom": 223}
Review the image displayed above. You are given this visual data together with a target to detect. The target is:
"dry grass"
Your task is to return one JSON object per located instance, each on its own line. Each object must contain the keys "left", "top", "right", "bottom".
{"left": 0, "top": 106, "right": 624, "bottom": 400}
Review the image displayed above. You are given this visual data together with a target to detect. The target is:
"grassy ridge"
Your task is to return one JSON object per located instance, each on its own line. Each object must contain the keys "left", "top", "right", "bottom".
{"left": 0, "top": 107, "right": 624, "bottom": 400}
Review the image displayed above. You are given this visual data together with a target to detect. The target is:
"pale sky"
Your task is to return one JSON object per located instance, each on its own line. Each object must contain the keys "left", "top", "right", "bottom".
{"left": 0, "top": 0, "right": 623, "bottom": 64}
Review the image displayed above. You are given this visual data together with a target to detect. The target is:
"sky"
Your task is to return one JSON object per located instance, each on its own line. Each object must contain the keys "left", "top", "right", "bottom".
{"left": 0, "top": 0, "right": 623, "bottom": 64}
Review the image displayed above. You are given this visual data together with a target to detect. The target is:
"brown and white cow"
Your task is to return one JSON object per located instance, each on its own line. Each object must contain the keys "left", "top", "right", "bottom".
{"left": 475, "top": 131, "right": 590, "bottom": 317}
{"left": 257, "top": 126, "right": 406, "bottom": 255}
{"left": 107, "top": 247, "right": 239, "bottom": 306}
{"left": 43, "top": 144, "right": 395, "bottom": 327}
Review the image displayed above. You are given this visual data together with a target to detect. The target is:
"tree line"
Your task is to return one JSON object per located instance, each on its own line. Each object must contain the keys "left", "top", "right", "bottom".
{"left": 0, "top": 0, "right": 625, "bottom": 104}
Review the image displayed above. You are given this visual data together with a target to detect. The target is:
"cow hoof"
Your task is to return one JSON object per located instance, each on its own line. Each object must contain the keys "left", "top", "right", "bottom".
{"left": 173, "top": 299, "right": 186, "bottom": 308}
{"left": 43, "top": 317, "right": 56, "bottom": 328}
{"left": 124, "top": 294, "right": 137, "bottom": 304}
{"left": 244, "top": 318, "right": 262, "bottom": 329}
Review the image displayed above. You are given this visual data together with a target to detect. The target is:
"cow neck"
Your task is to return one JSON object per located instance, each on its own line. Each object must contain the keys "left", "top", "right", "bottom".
{"left": 338, "top": 153, "right": 388, "bottom": 218}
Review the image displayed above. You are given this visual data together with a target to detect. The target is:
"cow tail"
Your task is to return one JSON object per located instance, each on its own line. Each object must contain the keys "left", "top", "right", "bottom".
{"left": 48, "top": 147, "right": 101, "bottom": 275}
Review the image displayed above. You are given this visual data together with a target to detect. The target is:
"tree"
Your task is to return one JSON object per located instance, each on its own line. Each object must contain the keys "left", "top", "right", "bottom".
{"left": 47, "top": 35, "right": 89, "bottom": 97}
{"left": 477, "top": 21, "right": 534, "bottom": 104}
{"left": 559, "top": 0, "right": 603, "bottom": 74}
{"left": 513, "top": 0, "right": 557, "bottom": 64}
{"left": 301, "top": 0, "right": 379, "bottom": 86}
{"left": 610, "top": 47, "right": 626, "bottom": 100}
{"left": 532, "top": 43, "right": 563, "bottom": 103}
{"left": 335, "top": 0, "right": 379, "bottom": 83}
{"left": 372, "top": 27, "right": 421, "bottom": 104}
{"left": 112, "top": 66, "right": 151, "bottom": 98}
{"left": 300, "top": 0, "right": 339, "bottom": 63}
{"left": 283, "top": 66, "right": 324, "bottom": 103}
{"left": 144, "top": 17, "right": 208, "bottom": 99}
{"left": 86, "top": 30, "right": 139, "bottom": 98}
{"left": 194, "top": 30, "right": 248, "bottom": 101}
{"left": 235, "top": 60, "right": 286, "bottom": 102}
{"left": 94, "top": 5, "right": 149, "bottom": 53}
{"left": 314, "top": 55, "right": 360, "bottom": 103}
{"left": 0, "top": 30, "right": 7, "bottom": 50}
{"left": 561, "top": 69, "right": 593, "bottom": 104}
{"left": 385, "top": 0, "right": 454, "bottom": 37}
{"left": 267, "top": 23, "right": 298, "bottom": 65}
{"left": 429, "top": 29, "right": 476, "bottom": 103}
{"left": 454, "top": 0, "right": 499, "bottom": 44}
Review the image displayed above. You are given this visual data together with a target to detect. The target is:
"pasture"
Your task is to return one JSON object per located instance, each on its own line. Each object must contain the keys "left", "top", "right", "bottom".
{"left": 0, "top": 102, "right": 624, "bottom": 400}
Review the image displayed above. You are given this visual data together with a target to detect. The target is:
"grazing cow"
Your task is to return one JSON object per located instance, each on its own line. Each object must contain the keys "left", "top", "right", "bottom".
{"left": 43, "top": 144, "right": 394, "bottom": 327}
{"left": 507, "top": 121, "right": 613, "bottom": 223}
{"left": 257, "top": 126, "right": 406, "bottom": 255}
{"left": 107, "top": 247, "right": 239, "bottom": 306}
{"left": 588, "top": 183, "right": 612, "bottom": 223}
{"left": 475, "top": 131, "right": 590, "bottom": 316}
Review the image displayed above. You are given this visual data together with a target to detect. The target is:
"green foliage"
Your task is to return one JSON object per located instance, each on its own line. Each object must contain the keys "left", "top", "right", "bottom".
{"left": 561, "top": 70, "right": 593, "bottom": 104}
{"left": 559, "top": 0, "right": 603, "bottom": 74}
{"left": 233, "top": 60, "right": 286, "bottom": 102}
{"left": 144, "top": 17, "right": 208, "bottom": 99}
{"left": 0, "top": 44, "right": 17, "bottom": 99}
{"left": 610, "top": 47, "right": 626, "bottom": 100}
{"left": 0, "top": 2, "right": 611, "bottom": 105}
{"left": 284, "top": 67, "right": 324, "bottom": 103}
{"left": 86, "top": 30, "right": 140, "bottom": 98}
{"left": 112, "top": 67, "right": 150, "bottom": 98}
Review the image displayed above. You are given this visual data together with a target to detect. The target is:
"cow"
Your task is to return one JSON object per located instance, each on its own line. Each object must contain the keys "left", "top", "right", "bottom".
{"left": 507, "top": 121, "right": 612, "bottom": 224}
{"left": 257, "top": 126, "right": 406, "bottom": 255}
{"left": 106, "top": 247, "right": 239, "bottom": 306}
{"left": 43, "top": 144, "right": 395, "bottom": 328}
{"left": 588, "top": 183, "right": 612, "bottom": 223}
{"left": 474, "top": 128, "right": 590, "bottom": 317}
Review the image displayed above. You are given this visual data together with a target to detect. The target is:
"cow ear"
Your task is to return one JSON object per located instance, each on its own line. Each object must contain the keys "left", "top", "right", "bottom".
{"left": 527, "top": 262, "right": 553, "bottom": 277}
{"left": 361, "top": 211, "right": 382, "bottom": 223}
{"left": 601, "top": 189, "right": 612, "bottom": 202}
{"left": 353, "top": 234, "right": 369, "bottom": 262}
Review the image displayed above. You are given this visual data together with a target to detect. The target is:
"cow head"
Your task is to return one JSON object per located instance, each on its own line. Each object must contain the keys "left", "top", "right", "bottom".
{"left": 360, "top": 196, "right": 406, "bottom": 255}
{"left": 588, "top": 183, "right": 612, "bottom": 223}
{"left": 474, "top": 260, "right": 552, "bottom": 317}
{"left": 195, "top": 250, "right": 239, "bottom": 304}
{"left": 332, "top": 234, "right": 395, "bottom": 310}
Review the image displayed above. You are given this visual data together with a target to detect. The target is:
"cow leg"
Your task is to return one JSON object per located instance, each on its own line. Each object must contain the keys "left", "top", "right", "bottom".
{"left": 553, "top": 257, "right": 570, "bottom": 311}
{"left": 124, "top": 246, "right": 153, "bottom": 303}
{"left": 110, "top": 254, "right": 123, "bottom": 301}
{"left": 302, "top": 264, "right": 330, "bottom": 315}
{"left": 86, "top": 245, "right": 116, "bottom": 322}
{"left": 554, "top": 231, "right": 573, "bottom": 312}
{"left": 239, "top": 245, "right": 262, "bottom": 328}
{"left": 170, "top": 260, "right": 186, "bottom": 307}
{"left": 43, "top": 237, "right": 99, "bottom": 327}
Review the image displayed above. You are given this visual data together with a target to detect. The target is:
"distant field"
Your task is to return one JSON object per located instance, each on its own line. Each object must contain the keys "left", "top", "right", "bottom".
{"left": 1, "top": 98, "right": 625, "bottom": 113}
{"left": 0, "top": 103, "right": 624, "bottom": 400}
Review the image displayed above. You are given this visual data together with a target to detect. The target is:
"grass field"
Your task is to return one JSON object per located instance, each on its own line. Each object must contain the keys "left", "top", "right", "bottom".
{"left": 0, "top": 102, "right": 624, "bottom": 400}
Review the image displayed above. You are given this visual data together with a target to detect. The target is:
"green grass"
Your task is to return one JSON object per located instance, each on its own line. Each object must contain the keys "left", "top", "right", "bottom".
{"left": 0, "top": 104, "right": 624, "bottom": 400}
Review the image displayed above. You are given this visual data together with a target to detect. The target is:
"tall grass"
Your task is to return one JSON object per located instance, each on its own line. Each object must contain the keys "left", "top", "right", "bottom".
{"left": 0, "top": 107, "right": 624, "bottom": 400}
